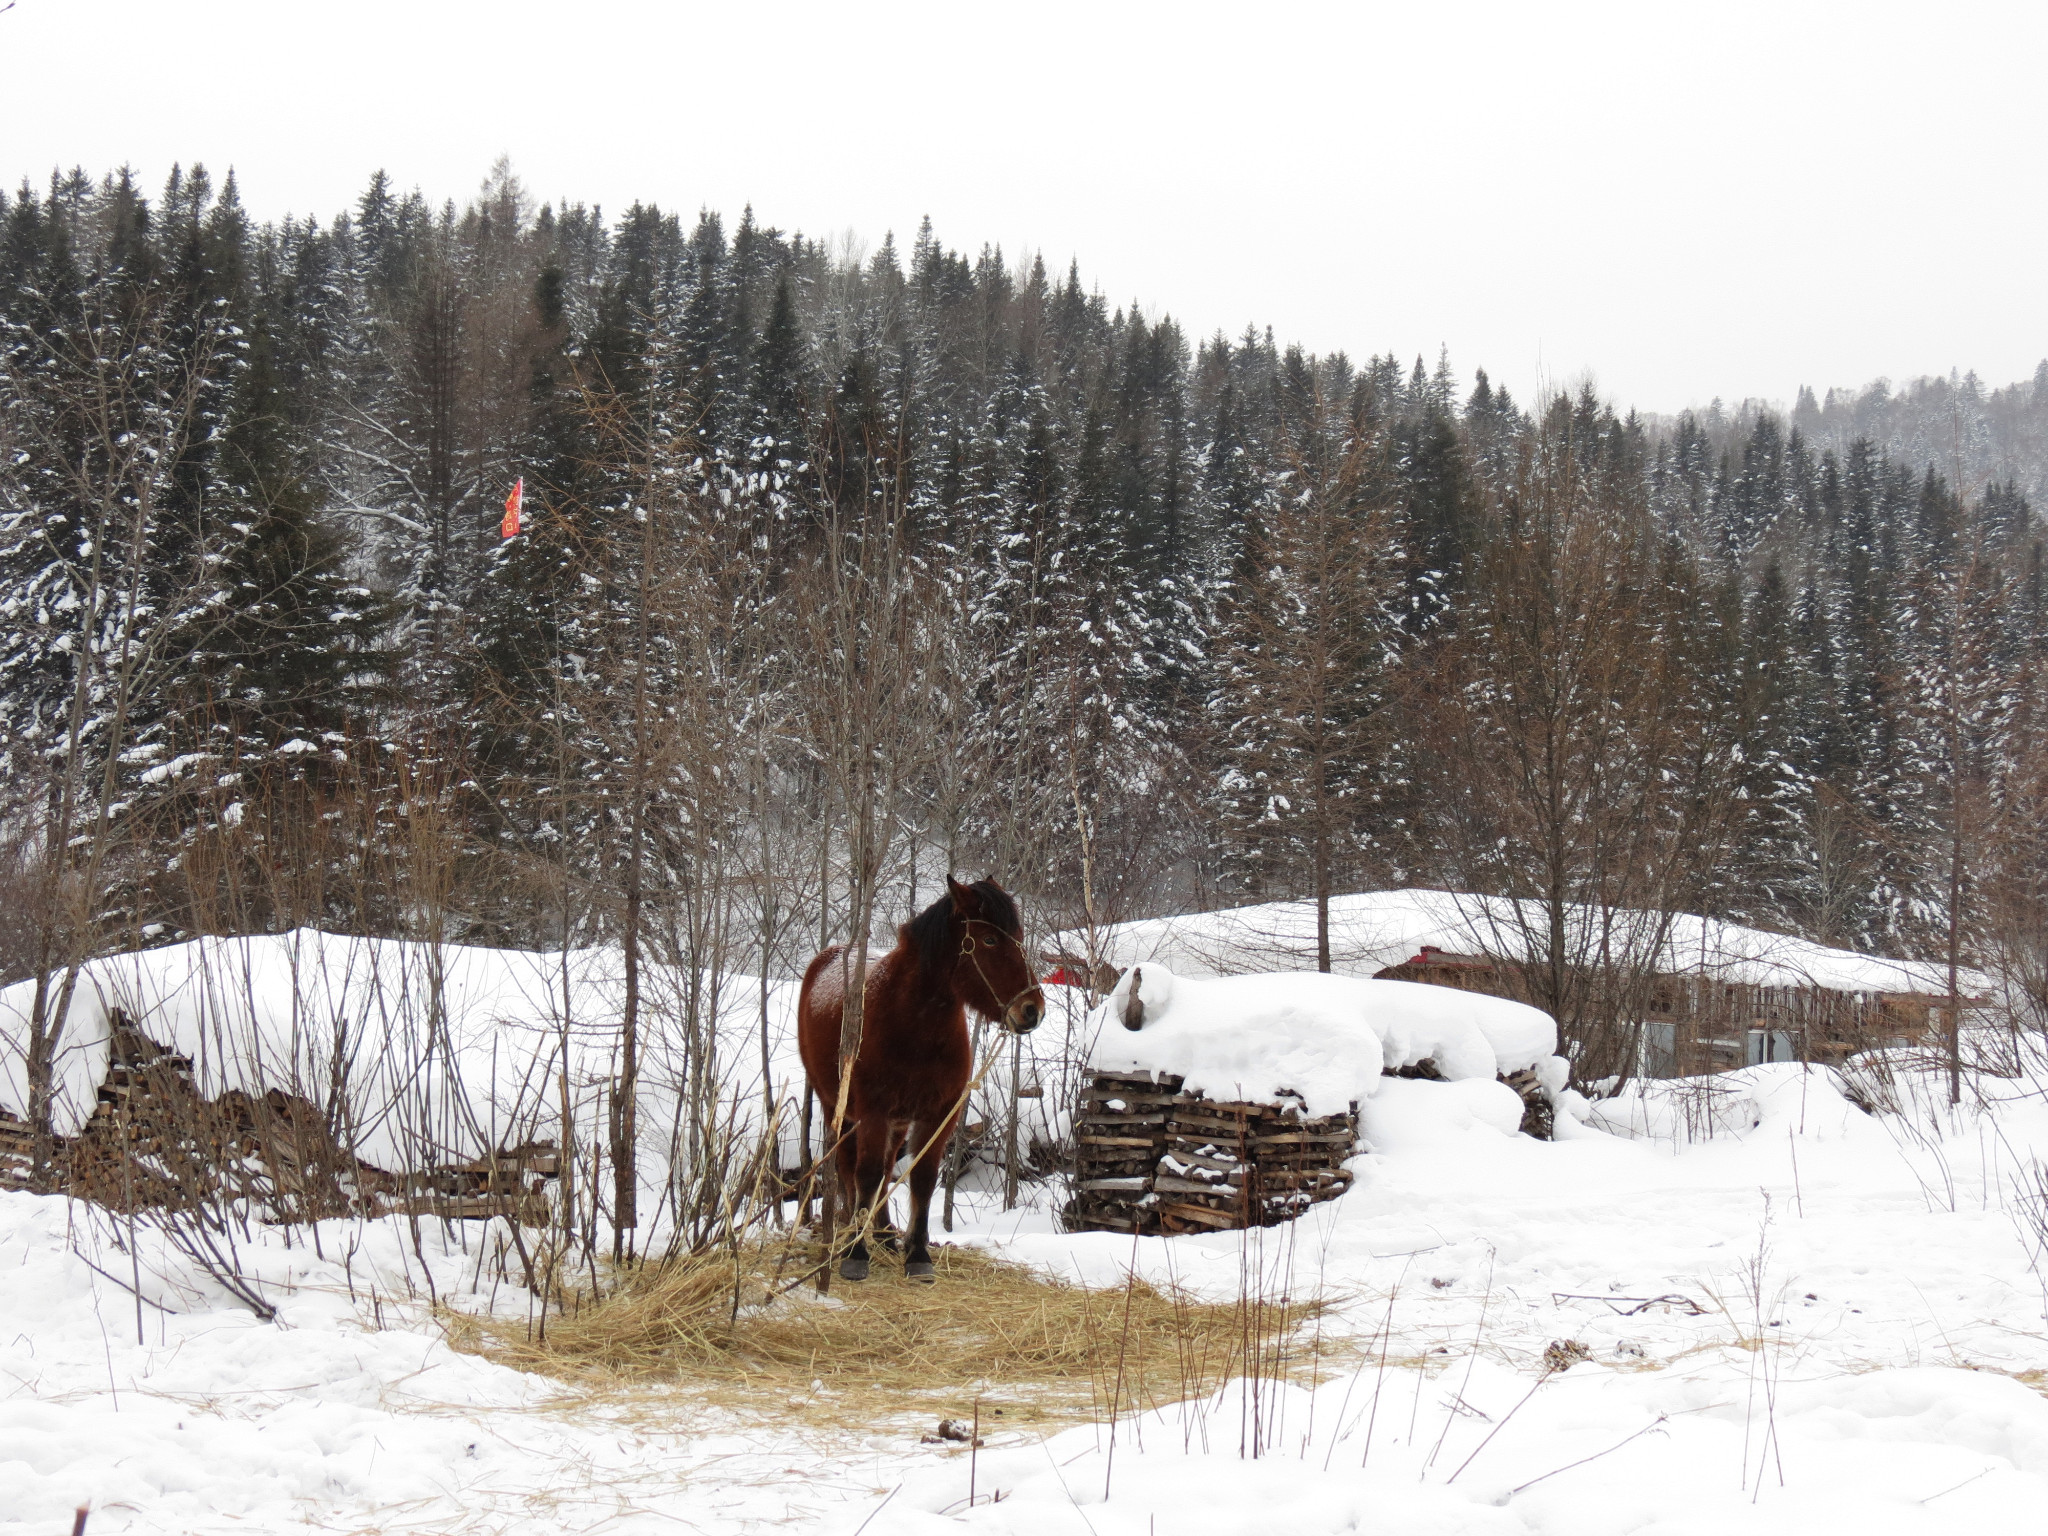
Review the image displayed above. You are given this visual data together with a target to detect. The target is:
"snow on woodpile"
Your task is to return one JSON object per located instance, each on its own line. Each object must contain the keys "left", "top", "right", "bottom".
{"left": 1080, "top": 887, "right": 1982, "bottom": 997}
{"left": 0, "top": 930, "right": 806, "bottom": 1177}
{"left": 1068, "top": 967, "right": 1568, "bottom": 1235}
{"left": 1091, "top": 963, "right": 1565, "bottom": 1116}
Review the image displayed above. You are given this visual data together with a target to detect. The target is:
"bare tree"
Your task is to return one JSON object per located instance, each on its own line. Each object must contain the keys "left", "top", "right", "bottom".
{"left": 790, "top": 358, "right": 935, "bottom": 1276}
{"left": 1414, "top": 400, "right": 1753, "bottom": 1083}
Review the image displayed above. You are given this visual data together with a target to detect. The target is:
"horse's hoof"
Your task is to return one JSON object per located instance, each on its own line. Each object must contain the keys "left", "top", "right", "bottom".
{"left": 904, "top": 1260, "right": 936, "bottom": 1283}
{"left": 839, "top": 1256, "right": 870, "bottom": 1282}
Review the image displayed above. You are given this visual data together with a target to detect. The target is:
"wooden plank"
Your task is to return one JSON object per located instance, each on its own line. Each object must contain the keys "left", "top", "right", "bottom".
{"left": 1091, "top": 1070, "right": 1174, "bottom": 1088}
{"left": 1162, "top": 1147, "right": 1244, "bottom": 1173}
{"left": 1258, "top": 1169, "right": 1353, "bottom": 1190}
{"left": 1254, "top": 1143, "right": 1351, "bottom": 1160}
{"left": 1168, "top": 1106, "right": 1259, "bottom": 1125}
{"left": 1160, "top": 1201, "right": 1242, "bottom": 1229}
{"left": 1077, "top": 1176, "right": 1152, "bottom": 1193}
{"left": 1152, "top": 1174, "right": 1245, "bottom": 1197}
{"left": 1079, "top": 1135, "right": 1161, "bottom": 1148}
{"left": 1167, "top": 1121, "right": 1258, "bottom": 1141}
{"left": 1251, "top": 1131, "right": 1355, "bottom": 1148}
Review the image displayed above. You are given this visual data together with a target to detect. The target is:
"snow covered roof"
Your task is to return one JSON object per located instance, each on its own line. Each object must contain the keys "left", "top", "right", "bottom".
{"left": 1072, "top": 889, "right": 1981, "bottom": 998}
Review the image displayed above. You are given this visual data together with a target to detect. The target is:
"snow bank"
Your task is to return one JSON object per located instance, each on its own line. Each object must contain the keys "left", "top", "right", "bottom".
{"left": 0, "top": 929, "right": 1096, "bottom": 1202}
{"left": 1077, "top": 886, "right": 1980, "bottom": 997}
{"left": 1359, "top": 1074, "right": 1531, "bottom": 1152}
{"left": 1090, "top": 963, "right": 1560, "bottom": 1115}
{"left": 1587, "top": 1060, "right": 1874, "bottom": 1144}
{"left": 0, "top": 930, "right": 807, "bottom": 1175}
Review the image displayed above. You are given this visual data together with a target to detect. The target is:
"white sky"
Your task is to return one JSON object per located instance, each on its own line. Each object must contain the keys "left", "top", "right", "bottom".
{"left": 4, "top": 0, "right": 2043, "bottom": 416}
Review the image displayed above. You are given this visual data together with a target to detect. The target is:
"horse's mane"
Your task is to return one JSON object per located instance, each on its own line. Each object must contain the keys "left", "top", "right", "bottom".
{"left": 904, "top": 879, "right": 1022, "bottom": 979}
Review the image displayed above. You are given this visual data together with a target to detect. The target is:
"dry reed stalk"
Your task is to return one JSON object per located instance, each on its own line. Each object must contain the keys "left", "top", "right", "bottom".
{"left": 446, "top": 1235, "right": 1348, "bottom": 1430}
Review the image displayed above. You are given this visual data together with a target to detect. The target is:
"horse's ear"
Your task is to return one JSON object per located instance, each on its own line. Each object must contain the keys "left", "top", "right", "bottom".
{"left": 946, "top": 874, "right": 971, "bottom": 908}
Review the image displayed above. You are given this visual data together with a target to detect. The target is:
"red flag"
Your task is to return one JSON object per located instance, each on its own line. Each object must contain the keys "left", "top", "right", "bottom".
{"left": 501, "top": 477, "right": 523, "bottom": 540}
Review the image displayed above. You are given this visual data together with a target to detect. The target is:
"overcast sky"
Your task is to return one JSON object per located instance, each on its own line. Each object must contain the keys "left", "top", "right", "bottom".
{"left": 4, "top": 0, "right": 2042, "bottom": 416}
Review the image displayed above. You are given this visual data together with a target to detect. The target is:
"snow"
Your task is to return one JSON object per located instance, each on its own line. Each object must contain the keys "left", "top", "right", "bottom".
{"left": 875, "top": 1361, "right": 2048, "bottom": 1535}
{"left": 1079, "top": 887, "right": 1984, "bottom": 997}
{"left": 8, "top": 931, "right": 2048, "bottom": 1535}
{"left": 1092, "top": 963, "right": 1560, "bottom": 1113}
{"left": 1360, "top": 1073, "right": 1531, "bottom": 1148}
{"left": 0, "top": 930, "right": 809, "bottom": 1177}
{"left": 0, "top": 1192, "right": 870, "bottom": 1534}
{"left": 12, "top": 1053, "right": 2048, "bottom": 1533}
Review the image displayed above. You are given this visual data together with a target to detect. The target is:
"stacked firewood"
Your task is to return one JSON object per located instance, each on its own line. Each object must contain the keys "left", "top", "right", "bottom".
{"left": 1499, "top": 1067, "right": 1555, "bottom": 1138}
{"left": 5, "top": 1011, "right": 559, "bottom": 1222}
{"left": 372, "top": 1143, "right": 561, "bottom": 1223}
{"left": 63, "top": 1019, "right": 218, "bottom": 1209}
{"left": 1066, "top": 1072, "right": 1359, "bottom": 1235}
{"left": 0, "top": 1106, "right": 30, "bottom": 1191}
{"left": 1070, "top": 1069, "right": 1182, "bottom": 1232}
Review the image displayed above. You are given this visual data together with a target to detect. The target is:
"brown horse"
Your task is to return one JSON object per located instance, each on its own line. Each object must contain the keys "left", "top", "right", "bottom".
{"left": 798, "top": 876, "right": 1044, "bottom": 1282}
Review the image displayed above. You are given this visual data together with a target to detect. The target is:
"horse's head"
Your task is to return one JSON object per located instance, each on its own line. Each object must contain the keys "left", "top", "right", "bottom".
{"left": 946, "top": 875, "right": 1044, "bottom": 1034}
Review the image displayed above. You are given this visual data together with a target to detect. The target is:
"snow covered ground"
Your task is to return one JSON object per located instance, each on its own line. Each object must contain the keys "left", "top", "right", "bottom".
{"left": 9, "top": 1053, "right": 2048, "bottom": 1534}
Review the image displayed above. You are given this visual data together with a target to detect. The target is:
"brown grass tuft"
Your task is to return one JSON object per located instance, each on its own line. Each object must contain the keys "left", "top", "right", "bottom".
{"left": 447, "top": 1235, "right": 1348, "bottom": 1429}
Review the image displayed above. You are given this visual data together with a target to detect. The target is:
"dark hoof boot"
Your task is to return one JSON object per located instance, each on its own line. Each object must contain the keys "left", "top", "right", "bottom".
{"left": 840, "top": 1255, "right": 870, "bottom": 1282}
{"left": 904, "top": 1259, "right": 936, "bottom": 1283}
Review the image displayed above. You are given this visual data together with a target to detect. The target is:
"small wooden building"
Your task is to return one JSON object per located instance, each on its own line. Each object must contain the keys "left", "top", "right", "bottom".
{"left": 1375, "top": 945, "right": 1954, "bottom": 1077}
{"left": 1070, "top": 889, "right": 1979, "bottom": 1081}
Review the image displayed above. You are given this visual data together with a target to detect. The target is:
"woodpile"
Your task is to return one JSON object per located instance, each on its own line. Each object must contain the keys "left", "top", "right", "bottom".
{"left": 1067, "top": 1069, "right": 1358, "bottom": 1235}
{"left": 0, "top": 1105, "right": 30, "bottom": 1190}
{"left": 1498, "top": 1066, "right": 1554, "bottom": 1139}
{"left": 1070, "top": 1069, "right": 1180, "bottom": 1232}
{"left": 376, "top": 1143, "right": 561, "bottom": 1223}
{"left": 1067, "top": 1057, "right": 1560, "bottom": 1236}
{"left": 1, "top": 1011, "right": 559, "bottom": 1223}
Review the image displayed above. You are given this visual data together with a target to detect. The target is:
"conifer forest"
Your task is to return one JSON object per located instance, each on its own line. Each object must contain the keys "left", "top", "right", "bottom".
{"left": 6, "top": 161, "right": 2048, "bottom": 1082}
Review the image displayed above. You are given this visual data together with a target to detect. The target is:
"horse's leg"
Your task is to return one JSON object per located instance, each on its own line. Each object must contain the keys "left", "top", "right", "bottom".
{"left": 901, "top": 1112, "right": 955, "bottom": 1283}
{"left": 839, "top": 1115, "right": 893, "bottom": 1283}
{"left": 829, "top": 1108, "right": 866, "bottom": 1278}
{"left": 869, "top": 1121, "right": 910, "bottom": 1251}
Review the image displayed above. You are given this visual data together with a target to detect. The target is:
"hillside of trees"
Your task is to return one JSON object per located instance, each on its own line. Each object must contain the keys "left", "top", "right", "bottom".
{"left": 5, "top": 160, "right": 2047, "bottom": 1083}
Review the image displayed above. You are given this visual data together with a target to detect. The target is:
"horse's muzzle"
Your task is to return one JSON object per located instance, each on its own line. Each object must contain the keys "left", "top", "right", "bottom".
{"left": 1004, "top": 993, "right": 1044, "bottom": 1034}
